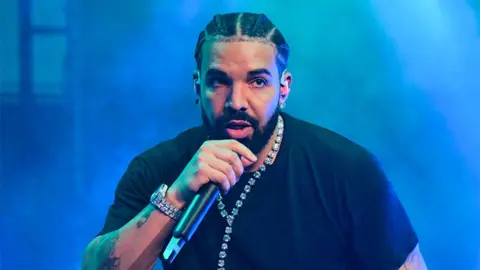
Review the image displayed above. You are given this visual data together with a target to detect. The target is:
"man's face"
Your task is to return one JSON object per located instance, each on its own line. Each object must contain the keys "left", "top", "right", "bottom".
{"left": 197, "top": 41, "right": 290, "bottom": 154}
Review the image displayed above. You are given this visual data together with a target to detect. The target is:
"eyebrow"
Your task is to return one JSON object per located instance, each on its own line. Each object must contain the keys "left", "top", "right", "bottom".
{"left": 204, "top": 68, "right": 273, "bottom": 78}
{"left": 247, "top": 68, "right": 272, "bottom": 77}
{"left": 205, "top": 68, "right": 228, "bottom": 78}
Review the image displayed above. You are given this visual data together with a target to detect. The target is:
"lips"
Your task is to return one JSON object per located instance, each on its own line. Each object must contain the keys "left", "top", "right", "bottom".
{"left": 225, "top": 126, "right": 253, "bottom": 139}
{"left": 226, "top": 120, "right": 251, "bottom": 129}
{"left": 225, "top": 120, "right": 252, "bottom": 139}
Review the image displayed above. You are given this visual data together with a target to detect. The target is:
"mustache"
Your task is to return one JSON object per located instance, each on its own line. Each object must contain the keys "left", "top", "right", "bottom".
{"left": 216, "top": 110, "right": 259, "bottom": 129}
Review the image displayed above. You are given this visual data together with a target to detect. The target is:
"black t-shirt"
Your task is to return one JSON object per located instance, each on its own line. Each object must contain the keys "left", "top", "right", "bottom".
{"left": 98, "top": 113, "right": 418, "bottom": 270}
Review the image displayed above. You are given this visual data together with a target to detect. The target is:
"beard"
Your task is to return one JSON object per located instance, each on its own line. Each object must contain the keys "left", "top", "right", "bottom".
{"left": 202, "top": 105, "right": 280, "bottom": 155}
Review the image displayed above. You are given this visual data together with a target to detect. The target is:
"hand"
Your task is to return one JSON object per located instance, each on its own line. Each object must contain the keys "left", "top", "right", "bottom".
{"left": 166, "top": 139, "right": 257, "bottom": 208}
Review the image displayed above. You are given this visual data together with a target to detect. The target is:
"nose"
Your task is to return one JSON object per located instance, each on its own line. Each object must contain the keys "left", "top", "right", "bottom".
{"left": 225, "top": 85, "right": 248, "bottom": 112}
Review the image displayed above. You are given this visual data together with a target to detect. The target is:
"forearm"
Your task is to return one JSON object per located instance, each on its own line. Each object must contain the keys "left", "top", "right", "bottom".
{"left": 82, "top": 204, "right": 177, "bottom": 270}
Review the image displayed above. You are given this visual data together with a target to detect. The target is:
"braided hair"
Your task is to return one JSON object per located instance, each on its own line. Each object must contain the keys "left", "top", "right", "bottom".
{"left": 194, "top": 12, "right": 290, "bottom": 74}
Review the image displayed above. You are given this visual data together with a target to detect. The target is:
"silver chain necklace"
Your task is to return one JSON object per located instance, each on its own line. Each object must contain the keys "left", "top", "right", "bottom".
{"left": 215, "top": 115, "right": 284, "bottom": 270}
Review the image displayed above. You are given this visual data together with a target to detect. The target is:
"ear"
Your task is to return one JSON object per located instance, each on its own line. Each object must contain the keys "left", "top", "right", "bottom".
{"left": 279, "top": 70, "right": 292, "bottom": 105}
{"left": 193, "top": 70, "right": 201, "bottom": 96}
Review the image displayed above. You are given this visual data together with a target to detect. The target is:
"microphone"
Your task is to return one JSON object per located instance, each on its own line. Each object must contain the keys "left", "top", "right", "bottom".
{"left": 162, "top": 183, "right": 220, "bottom": 263}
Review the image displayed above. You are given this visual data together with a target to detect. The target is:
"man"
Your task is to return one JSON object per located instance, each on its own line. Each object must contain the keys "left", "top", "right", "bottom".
{"left": 82, "top": 12, "right": 427, "bottom": 270}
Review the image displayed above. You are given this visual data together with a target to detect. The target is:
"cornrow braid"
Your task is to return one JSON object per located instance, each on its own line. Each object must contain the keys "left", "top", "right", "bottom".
{"left": 194, "top": 12, "right": 290, "bottom": 74}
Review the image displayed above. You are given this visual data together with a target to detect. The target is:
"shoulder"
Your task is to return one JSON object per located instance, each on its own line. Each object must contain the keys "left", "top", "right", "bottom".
{"left": 124, "top": 124, "right": 207, "bottom": 188}
{"left": 282, "top": 113, "right": 371, "bottom": 164}
{"left": 282, "top": 113, "right": 384, "bottom": 196}
{"left": 139, "top": 125, "right": 206, "bottom": 168}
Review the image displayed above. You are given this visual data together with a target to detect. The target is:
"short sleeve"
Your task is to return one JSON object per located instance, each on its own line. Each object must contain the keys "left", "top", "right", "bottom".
{"left": 97, "top": 156, "right": 159, "bottom": 236}
{"left": 347, "top": 151, "right": 418, "bottom": 269}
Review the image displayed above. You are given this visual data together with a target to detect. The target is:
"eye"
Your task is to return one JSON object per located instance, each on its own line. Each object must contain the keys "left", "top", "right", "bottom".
{"left": 207, "top": 78, "right": 229, "bottom": 88}
{"left": 250, "top": 78, "right": 268, "bottom": 88}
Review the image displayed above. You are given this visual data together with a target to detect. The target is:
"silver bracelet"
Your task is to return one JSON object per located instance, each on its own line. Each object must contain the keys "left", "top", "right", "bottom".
{"left": 150, "top": 184, "right": 183, "bottom": 221}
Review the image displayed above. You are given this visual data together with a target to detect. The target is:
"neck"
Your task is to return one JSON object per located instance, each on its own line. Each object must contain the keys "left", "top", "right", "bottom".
{"left": 247, "top": 122, "right": 281, "bottom": 172}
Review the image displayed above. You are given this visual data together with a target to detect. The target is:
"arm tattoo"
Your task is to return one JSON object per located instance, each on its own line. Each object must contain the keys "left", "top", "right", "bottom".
{"left": 84, "top": 208, "right": 157, "bottom": 269}
{"left": 99, "top": 231, "right": 121, "bottom": 270}
{"left": 136, "top": 208, "right": 154, "bottom": 228}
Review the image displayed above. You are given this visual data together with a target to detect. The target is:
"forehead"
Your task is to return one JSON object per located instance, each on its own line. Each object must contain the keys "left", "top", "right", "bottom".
{"left": 201, "top": 40, "right": 278, "bottom": 77}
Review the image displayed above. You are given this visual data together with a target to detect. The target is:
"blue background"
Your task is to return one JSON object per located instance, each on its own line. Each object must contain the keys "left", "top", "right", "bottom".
{"left": 0, "top": 0, "right": 479, "bottom": 269}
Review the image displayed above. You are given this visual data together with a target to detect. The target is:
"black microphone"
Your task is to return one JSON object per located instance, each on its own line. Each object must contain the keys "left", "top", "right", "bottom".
{"left": 162, "top": 183, "right": 220, "bottom": 263}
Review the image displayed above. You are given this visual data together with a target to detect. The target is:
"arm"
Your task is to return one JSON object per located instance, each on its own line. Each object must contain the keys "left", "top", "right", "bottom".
{"left": 82, "top": 203, "right": 178, "bottom": 270}
{"left": 81, "top": 156, "right": 185, "bottom": 270}
{"left": 345, "top": 150, "right": 427, "bottom": 269}
{"left": 399, "top": 244, "right": 428, "bottom": 270}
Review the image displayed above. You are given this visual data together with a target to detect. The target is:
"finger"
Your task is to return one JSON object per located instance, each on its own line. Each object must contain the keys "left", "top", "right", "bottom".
{"left": 203, "top": 163, "right": 231, "bottom": 192}
{"left": 240, "top": 156, "right": 256, "bottom": 168}
{"left": 205, "top": 154, "right": 236, "bottom": 187}
{"left": 221, "top": 140, "right": 257, "bottom": 163}
{"left": 213, "top": 148, "right": 244, "bottom": 179}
